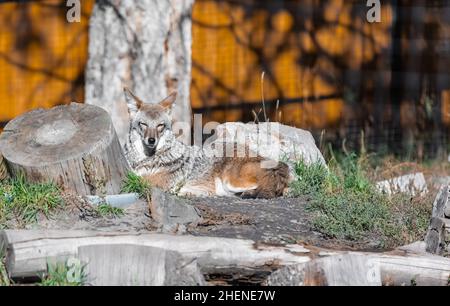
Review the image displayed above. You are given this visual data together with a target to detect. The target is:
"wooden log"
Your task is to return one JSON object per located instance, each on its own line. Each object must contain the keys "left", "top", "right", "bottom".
{"left": 425, "top": 185, "right": 450, "bottom": 254}
{"left": 0, "top": 103, "right": 129, "bottom": 195}
{"left": 425, "top": 217, "right": 447, "bottom": 254}
{"left": 0, "top": 153, "right": 8, "bottom": 180}
{"left": 267, "top": 254, "right": 382, "bottom": 286}
{"left": 378, "top": 252, "right": 450, "bottom": 286}
{"left": 0, "top": 230, "right": 311, "bottom": 280}
{"left": 267, "top": 252, "right": 450, "bottom": 286}
{"left": 78, "top": 244, "right": 205, "bottom": 286}
{"left": 2, "top": 230, "right": 450, "bottom": 286}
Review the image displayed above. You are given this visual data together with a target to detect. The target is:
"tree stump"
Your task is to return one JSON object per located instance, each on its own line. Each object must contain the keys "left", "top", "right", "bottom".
{"left": 0, "top": 153, "right": 8, "bottom": 181}
{"left": 0, "top": 103, "right": 129, "bottom": 195}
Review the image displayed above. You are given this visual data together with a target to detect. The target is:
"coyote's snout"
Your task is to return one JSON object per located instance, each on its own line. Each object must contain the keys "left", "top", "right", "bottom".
{"left": 123, "top": 87, "right": 292, "bottom": 198}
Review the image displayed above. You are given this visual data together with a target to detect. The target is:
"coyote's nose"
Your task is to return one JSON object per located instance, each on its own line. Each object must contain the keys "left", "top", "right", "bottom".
{"left": 147, "top": 138, "right": 156, "bottom": 146}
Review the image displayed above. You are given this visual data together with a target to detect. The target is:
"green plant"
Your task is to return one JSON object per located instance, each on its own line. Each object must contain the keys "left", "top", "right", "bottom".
{"left": 121, "top": 172, "right": 151, "bottom": 198}
{"left": 290, "top": 159, "right": 328, "bottom": 195}
{"left": 0, "top": 175, "right": 63, "bottom": 228}
{"left": 290, "top": 153, "right": 432, "bottom": 247}
{"left": 94, "top": 203, "right": 124, "bottom": 218}
{"left": 0, "top": 248, "right": 10, "bottom": 286}
{"left": 39, "top": 260, "right": 87, "bottom": 286}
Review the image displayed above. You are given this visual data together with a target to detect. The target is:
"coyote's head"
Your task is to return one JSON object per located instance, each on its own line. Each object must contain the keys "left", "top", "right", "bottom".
{"left": 124, "top": 87, "right": 177, "bottom": 157}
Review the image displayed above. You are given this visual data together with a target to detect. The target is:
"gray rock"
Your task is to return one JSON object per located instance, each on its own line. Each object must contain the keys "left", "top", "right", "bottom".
{"left": 206, "top": 122, "right": 326, "bottom": 166}
{"left": 150, "top": 188, "right": 202, "bottom": 233}
{"left": 376, "top": 172, "right": 428, "bottom": 196}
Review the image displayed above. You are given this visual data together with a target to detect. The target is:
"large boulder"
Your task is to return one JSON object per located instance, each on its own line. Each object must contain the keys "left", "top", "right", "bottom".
{"left": 205, "top": 122, "right": 326, "bottom": 166}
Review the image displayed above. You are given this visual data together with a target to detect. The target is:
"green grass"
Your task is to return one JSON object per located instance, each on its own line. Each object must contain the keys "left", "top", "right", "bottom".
{"left": 0, "top": 175, "right": 63, "bottom": 228}
{"left": 121, "top": 172, "right": 151, "bottom": 198}
{"left": 94, "top": 203, "right": 124, "bottom": 218}
{"left": 39, "top": 260, "right": 87, "bottom": 286}
{"left": 290, "top": 153, "right": 432, "bottom": 248}
{"left": 0, "top": 248, "right": 10, "bottom": 286}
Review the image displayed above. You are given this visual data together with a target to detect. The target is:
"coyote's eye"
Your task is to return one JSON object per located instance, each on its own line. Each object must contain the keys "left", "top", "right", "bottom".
{"left": 157, "top": 123, "right": 165, "bottom": 132}
{"left": 139, "top": 122, "right": 147, "bottom": 129}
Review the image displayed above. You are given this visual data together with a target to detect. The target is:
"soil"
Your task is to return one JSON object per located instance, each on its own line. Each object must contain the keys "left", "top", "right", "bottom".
{"left": 13, "top": 193, "right": 382, "bottom": 251}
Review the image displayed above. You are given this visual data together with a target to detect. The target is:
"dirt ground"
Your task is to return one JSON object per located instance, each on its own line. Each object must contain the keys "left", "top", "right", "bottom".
{"left": 15, "top": 193, "right": 387, "bottom": 251}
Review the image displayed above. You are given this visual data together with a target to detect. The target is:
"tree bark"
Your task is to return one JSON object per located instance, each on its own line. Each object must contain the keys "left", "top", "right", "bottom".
{"left": 85, "top": 0, "right": 194, "bottom": 145}
{"left": 0, "top": 103, "right": 129, "bottom": 195}
{"left": 0, "top": 153, "right": 8, "bottom": 181}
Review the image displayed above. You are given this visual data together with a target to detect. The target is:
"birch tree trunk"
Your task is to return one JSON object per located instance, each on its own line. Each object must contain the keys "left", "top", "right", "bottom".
{"left": 85, "top": 0, "right": 194, "bottom": 145}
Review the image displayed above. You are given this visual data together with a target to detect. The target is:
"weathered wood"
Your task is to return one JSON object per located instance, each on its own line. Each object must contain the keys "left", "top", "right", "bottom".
{"left": 78, "top": 244, "right": 205, "bottom": 285}
{"left": 85, "top": 0, "right": 194, "bottom": 145}
{"left": 431, "top": 185, "right": 449, "bottom": 218}
{"left": 0, "top": 153, "right": 8, "bottom": 180}
{"left": 267, "top": 252, "right": 450, "bottom": 286}
{"left": 2, "top": 230, "right": 450, "bottom": 286}
{"left": 425, "top": 185, "right": 450, "bottom": 254}
{"left": 425, "top": 217, "right": 447, "bottom": 254}
{"left": 0, "top": 230, "right": 311, "bottom": 279}
{"left": 0, "top": 103, "right": 129, "bottom": 195}
{"left": 267, "top": 254, "right": 382, "bottom": 286}
{"left": 378, "top": 252, "right": 450, "bottom": 286}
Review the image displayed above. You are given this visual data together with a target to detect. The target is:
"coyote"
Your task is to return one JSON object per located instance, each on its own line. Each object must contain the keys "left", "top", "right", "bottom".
{"left": 123, "top": 88, "right": 291, "bottom": 198}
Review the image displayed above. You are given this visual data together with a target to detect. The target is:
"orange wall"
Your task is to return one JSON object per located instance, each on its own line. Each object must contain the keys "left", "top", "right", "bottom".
{"left": 190, "top": 0, "right": 393, "bottom": 129}
{"left": 0, "top": 0, "right": 449, "bottom": 135}
{"left": 0, "top": 0, "right": 93, "bottom": 124}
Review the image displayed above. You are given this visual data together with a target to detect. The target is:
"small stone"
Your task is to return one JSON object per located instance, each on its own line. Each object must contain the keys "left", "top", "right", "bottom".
{"left": 150, "top": 188, "right": 202, "bottom": 233}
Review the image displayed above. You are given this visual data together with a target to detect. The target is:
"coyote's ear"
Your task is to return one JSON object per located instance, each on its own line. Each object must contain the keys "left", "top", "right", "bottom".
{"left": 123, "top": 87, "right": 143, "bottom": 118}
{"left": 159, "top": 92, "right": 177, "bottom": 111}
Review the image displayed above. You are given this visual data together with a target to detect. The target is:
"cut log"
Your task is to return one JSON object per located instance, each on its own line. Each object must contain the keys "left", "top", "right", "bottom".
{"left": 0, "top": 103, "right": 129, "bottom": 195}
{"left": 0, "top": 230, "right": 311, "bottom": 280}
{"left": 0, "top": 153, "right": 8, "bottom": 180}
{"left": 267, "top": 252, "right": 450, "bottom": 286}
{"left": 425, "top": 217, "right": 447, "bottom": 254}
{"left": 78, "top": 244, "right": 205, "bottom": 286}
{"left": 2, "top": 230, "right": 450, "bottom": 286}
{"left": 267, "top": 254, "right": 382, "bottom": 286}
{"left": 425, "top": 185, "right": 450, "bottom": 254}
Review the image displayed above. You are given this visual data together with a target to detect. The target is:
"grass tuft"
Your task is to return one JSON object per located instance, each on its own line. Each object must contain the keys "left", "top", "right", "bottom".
{"left": 94, "top": 203, "right": 124, "bottom": 218}
{"left": 121, "top": 172, "right": 151, "bottom": 198}
{"left": 39, "top": 260, "right": 87, "bottom": 286}
{"left": 0, "top": 175, "right": 63, "bottom": 228}
{"left": 0, "top": 248, "right": 10, "bottom": 286}
{"left": 290, "top": 153, "right": 432, "bottom": 248}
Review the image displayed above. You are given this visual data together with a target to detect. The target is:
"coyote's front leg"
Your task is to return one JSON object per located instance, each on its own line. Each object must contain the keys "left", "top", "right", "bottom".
{"left": 178, "top": 184, "right": 215, "bottom": 197}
